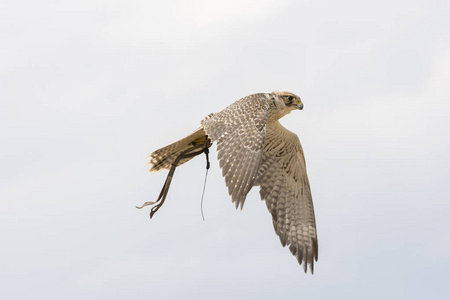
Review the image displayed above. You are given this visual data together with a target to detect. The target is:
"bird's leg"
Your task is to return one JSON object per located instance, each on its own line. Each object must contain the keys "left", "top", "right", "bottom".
{"left": 136, "top": 138, "right": 212, "bottom": 218}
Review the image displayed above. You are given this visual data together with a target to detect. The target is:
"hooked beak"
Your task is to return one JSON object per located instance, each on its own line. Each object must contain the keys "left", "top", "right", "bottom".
{"left": 294, "top": 98, "right": 303, "bottom": 110}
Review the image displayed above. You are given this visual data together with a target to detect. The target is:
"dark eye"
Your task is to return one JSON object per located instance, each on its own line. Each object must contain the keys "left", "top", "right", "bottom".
{"left": 288, "top": 96, "right": 294, "bottom": 102}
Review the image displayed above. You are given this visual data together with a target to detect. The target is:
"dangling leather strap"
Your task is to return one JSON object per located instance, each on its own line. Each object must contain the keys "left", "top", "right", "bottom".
{"left": 136, "top": 139, "right": 211, "bottom": 218}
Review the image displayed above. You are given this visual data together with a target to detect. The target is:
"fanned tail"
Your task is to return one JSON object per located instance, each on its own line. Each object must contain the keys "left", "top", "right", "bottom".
{"left": 139, "top": 127, "right": 211, "bottom": 218}
{"left": 147, "top": 128, "right": 207, "bottom": 172}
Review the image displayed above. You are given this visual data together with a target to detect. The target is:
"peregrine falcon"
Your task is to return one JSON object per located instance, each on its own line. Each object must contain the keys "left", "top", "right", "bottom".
{"left": 138, "top": 91, "right": 318, "bottom": 273}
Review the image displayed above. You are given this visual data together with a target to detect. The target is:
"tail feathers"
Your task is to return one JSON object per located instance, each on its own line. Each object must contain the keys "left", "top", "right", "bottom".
{"left": 147, "top": 128, "right": 207, "bottom": 172}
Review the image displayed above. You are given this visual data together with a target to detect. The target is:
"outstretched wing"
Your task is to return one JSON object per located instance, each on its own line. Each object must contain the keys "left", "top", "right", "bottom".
{"left": 258, "top": 121, "right": 318, "bottom": 273}
{"left": 201, "top": 94, "right": 270, "bottom": 208}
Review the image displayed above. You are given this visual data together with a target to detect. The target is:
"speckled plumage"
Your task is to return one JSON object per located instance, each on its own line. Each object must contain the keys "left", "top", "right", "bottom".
{"left": 146, "top": 91, "right": 318, "bottom": 273}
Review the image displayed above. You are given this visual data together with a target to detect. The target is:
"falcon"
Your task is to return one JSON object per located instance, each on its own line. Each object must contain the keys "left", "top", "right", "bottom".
{"left": 137, "top": 91, "right": 318, "bottom": 273}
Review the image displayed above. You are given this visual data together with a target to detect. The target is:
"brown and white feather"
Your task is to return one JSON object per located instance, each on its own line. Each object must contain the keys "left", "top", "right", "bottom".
{"left": 258, "top": 121, "right": 318, "bottom": 273}
{"left": 201, "top": 94, "right": 270, "bottom": 208}
{"left": 147, "top": 128, "right": 206, "bottom": 172}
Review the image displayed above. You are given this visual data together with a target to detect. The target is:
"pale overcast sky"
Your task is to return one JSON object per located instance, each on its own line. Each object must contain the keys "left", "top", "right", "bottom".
{"left": 1, "top": 0, "right": 450, "bottom": 299}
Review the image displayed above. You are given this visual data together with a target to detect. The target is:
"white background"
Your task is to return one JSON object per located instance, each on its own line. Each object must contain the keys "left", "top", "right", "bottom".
{"left": 1, "top": 0, "right": 449, "bottom": 299}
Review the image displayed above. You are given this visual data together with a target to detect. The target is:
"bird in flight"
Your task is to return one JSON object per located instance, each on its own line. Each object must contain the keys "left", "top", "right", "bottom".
{"left": 137, "top": 91, "right": 318, "bottom": 273}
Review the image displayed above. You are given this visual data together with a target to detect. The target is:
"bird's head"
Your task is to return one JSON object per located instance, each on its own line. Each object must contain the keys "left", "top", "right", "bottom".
{"left": 278, "top": 91, "right": 303, "bottom": 110}
{"left": 268, "top": 91, "right": 304, "bottom": 121}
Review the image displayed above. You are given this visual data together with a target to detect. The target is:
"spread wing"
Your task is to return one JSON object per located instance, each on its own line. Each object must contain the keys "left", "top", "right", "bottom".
{"left": 258, "top": 121, "right": 318, "bottom": 273}
{"left": 201, "top": 94, "right": 270, "bottom": 208}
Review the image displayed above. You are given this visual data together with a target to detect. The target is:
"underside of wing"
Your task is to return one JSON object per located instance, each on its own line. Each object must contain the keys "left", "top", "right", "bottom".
{"left": 201, "top": 94, "right": 270, "bottom": 208}
{"left": 258, "top": 121, "right": 318, "bottom": 273}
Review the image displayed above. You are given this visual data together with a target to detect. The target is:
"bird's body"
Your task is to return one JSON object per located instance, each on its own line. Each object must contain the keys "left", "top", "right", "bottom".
{"left": 143, "top": 91, "right": 318, "bottom": 273}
